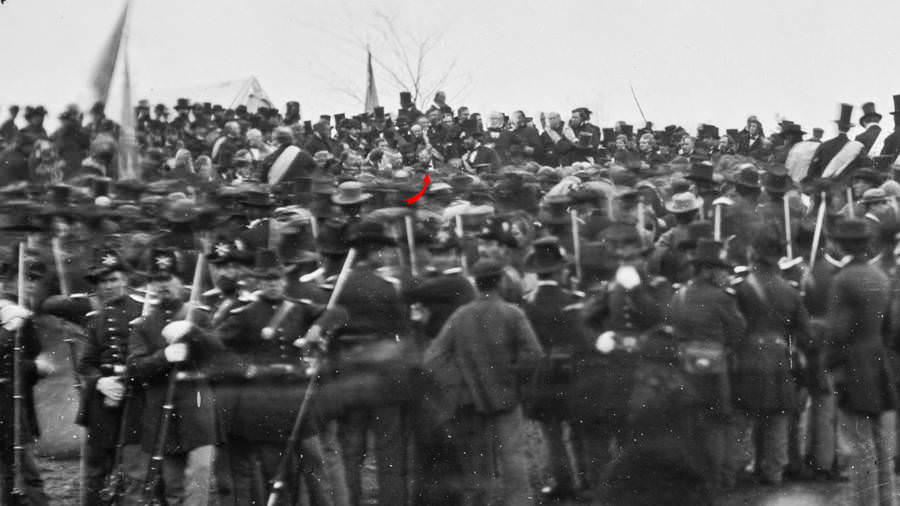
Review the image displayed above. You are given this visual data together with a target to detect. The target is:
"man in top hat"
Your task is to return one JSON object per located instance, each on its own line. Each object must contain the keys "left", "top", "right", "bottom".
{"left": 398, "top": 91, "right": 422, "bottom": 122}
{"left": 73, "top": 249, "right": 146, "bottom": 506}
{"left": 569, "top": 107, "right": 602, "bottom": 150}
{"left": 305, "top": 120, "right": 336, "bottom": 158}
{"left": 476, "top": 216, "right": 528, "bottom": 304}
{"left": 127, "top": 248, "right": 222, "bottom": 506}
{"left": 214, "top": 249, "right": 341, "bottom": 506}
{"left": 722, "top": 164, "right": 764, "bottom": 263}
{"left": 685, "top": 161, "right": 719, "bottom": 220}
{"left": 665, "top": 237, "right": 746, "bottom": 490}
{"left": 856, "top": 102, "right": 883, "bottom": 156}
{"left": 576, "top": 222, "right": 672, "bottom": 490}
{"left": 825, "top": 218, "right": 897, "bottom": 505}
{"left": 0, "top": 105, "right": 19, "bottom": 147}
{"left": 283, "top": 101, "right": 301, "bottom": 126}
{"left": 881, "top": 95, "right": 900, "bottom": 161}
{"left": 87, "top": 101, "right": 120, "bottom": 141}
{"left": 808, "top": 104, "right": 854, "bottom": 181}
{"left": 0, "top": 257, "right": 51, "bottom": 506}
{"left": 19, "top": 105, "right": 48, "bottom": 141}
{"left": 424, "top": 257, "right": 544, "bottom": 505}
{"left": 170, "top": 99, "right": 193, "bottom": 140}
{"left": 304, "top": 220, "right": 409, "bottom": 506}
{"left": 755, "top": 165, "right": 801, "bottom": 248}
{"left": 519, "top": 237, "right": 591, "bottom": 500}
{"left": 509, "top": 110, "right": 543, "bottom": 163}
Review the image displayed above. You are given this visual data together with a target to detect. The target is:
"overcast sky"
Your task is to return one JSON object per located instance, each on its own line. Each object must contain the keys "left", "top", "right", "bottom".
{"left": 2, "top": 0, "right": 900, "bottom": 138}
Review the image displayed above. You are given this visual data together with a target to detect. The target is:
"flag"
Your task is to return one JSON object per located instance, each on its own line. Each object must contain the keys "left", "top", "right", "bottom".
{"left": 364, "top": 48, "right": 379, "bottom": 114}
{"left": 89, "top": 2, "right": 130, "bottom": 104}
{"left": 117, "top": 34, "right": 138, "bottom": 180}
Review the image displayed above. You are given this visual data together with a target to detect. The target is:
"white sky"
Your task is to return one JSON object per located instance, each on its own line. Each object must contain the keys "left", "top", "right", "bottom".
{"left": 2, "top": 0, "right": 900, "bottom": 138}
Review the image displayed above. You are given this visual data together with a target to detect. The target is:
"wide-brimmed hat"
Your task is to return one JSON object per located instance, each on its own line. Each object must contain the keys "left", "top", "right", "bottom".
{"left": 852, "top": 167, "right": 884, "bottom": 186}
{"left": 664, "top": 192, "right": 700, "bottom": 214}
{"left": 523, "top": 236, "right": 569, "bottom": 273}
{"left": 345, "top": 220, "right": 397, "bottom": 249}
{"left": 731, "top": 164, "right": 761, "bottom": 188}
{"left": 331, "top": 181, "right": 372, "bottom": 206}
{"left": 470, "top": 258, "right": 505, "bottom": 279}
{"left": 860, "top": 102, "right": 883, "bottom": 124}
{"left": 250, "top": 249, "right": 284, "bottom": 278}
{"left": 860, "top": 187, "right": 889, "bottom": 205}
{"left": 690, "top": 238, "right": 730, "bottom": 268}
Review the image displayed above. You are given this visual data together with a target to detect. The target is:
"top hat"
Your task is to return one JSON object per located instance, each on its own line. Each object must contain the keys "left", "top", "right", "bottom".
{"left": 602, "top": 222, "right": 651, "bottom": 258}
{"left": 781, "top": 123, "right": 806, "bottom": 137}
{"left": 399, "top": 92, "right": 413, "bottom": 107}
{"left": 333, "top": 113, "right": 346, "bottom": 125}
{"left": 174, "top": 98, "right": 191, "bottom": 111}
{"left": 836, "top": 103, "right": 854, "bottom": 129}
{"left": 685, "top": 161, "right": 715, "bottom": 183}
{"left": 316, "top": 219, "right": 349, "bottom": 255}
{"left": 700, "top": 124, "right": 720, "bottom": 139}
{"left": 812, "top": 127, "right": 824, "bottom": 138}
{"left": 572, "top": 107, "right": 592, "bottom": 119}
{"left": 749, "top": 224, "right": 784, "bottom": 260}
{"left": 373, "top": 106, "right": 385, "bottom": 120}
{"left": 235, "top": 105, "right": 248, "bottom": 115}
{"left": 665, "top": 192, "right": 700, "bottom": 214}
{"left": 860, "top": 102, "right": 883, "bottom": 125}
{"left": 890, "top": 95, "right": 900, "bottom": 116}
{"left": 726, "top": 128, "right": 739, "bottom": 139}
{"left": 331, "top": 181, "right": 372, "bottom": 206}
{"left": 690, "top": 238, "right": 730, "bottom": 268}
{"left": 86, "top": 249, "right": 130, "bottom": 283}
{"left": 620, "top": 124, "right": 634, "bottom": 137}
{"left": 676, "top": 220, "right": 714, "bottom": 250}
{"left": 58, "top": 104, "right": 80, "bottom": 121}
{"left": 523, "top": 236, "right": 569, "bottom": 273}
{"left": 250, "top": 250, "right": 284, "bottom": 278}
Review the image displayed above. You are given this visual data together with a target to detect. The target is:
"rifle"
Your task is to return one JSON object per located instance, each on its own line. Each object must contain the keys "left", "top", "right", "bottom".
{"left": 268, "top": 248, "right": 357, "bottom": 506}
{"left": 98, "top": 365, "right": 132, "bottom": 506}
{"left": 10, "top": 242, "right": 28, "bottom": 502}
{"left": 52, "top": 236, "right": 83, "bottom": 392}
{"left": 142, "top": 239, "right": 208, "bottom": 504}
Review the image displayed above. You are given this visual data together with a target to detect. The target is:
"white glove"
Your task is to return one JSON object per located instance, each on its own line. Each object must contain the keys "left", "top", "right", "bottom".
{"left": 96, "top": 376, "right": 125, "bottom": 401}
{"left": 164, "top": 343, "right": 189, "bottom": 363}
{"left": 1, "top": 305, "right": 31, "bottom": 332}
{"left": 162, "top": 321, "right": 193, "bottom": 344}
{"left": 615, "top": 265, "right": 642, "bottom": 291}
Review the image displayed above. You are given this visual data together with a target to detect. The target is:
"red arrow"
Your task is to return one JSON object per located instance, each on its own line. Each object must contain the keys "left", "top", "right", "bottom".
{"left": 403, "top": 174, "right": 431, "bottom": 205}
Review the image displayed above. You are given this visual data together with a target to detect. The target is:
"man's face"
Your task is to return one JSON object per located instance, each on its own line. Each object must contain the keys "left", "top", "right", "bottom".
{"left": 512, "top": 111, "right": 525, "bottom": 127}
{"left": 150, "top": 277, "right": 182, "bottom": 304}
{"left": 97, "top": 271, "right": 128, "bottom": 303}
{"left": 410, "top": 124, "right": 424, "bottom": 138}
{"left": 427, "top": 110, "right": 441, "bottom": 125}
{"left": 548, "top": 113, "right": 562, "bottom": 129}
{"left": 463, "top": 136, "right": 476, "bottom": 150}
{"left": 477, "top": 238, "right": 507, "bottom": 262}
{"left": 748, "top": 122, "right": 759, "bottom": 136}
{"left": 615, "top": 137, "right": 627, "bottom": 150}
{"left": 459, "top": 109, "right": 470, "bottom": 122}
{"left": 639, "top": 136, "right": 651, "bottom": 152}
{"left": 489, "top": 114, "right": 504, "bottom": 129}
{"left": 682, "top": 137, "right": 695, "bottom": 151}
{"left": 568, "top": 114, "right": 583, "bottom": 129}
{"left": 852, "top": 179, "right": 872, "bottom": 198}
{"left": 212, "top": 263, "right": 243, "bottom": 291}
{"left": 442, "top": 113, "right": 453, "bottom": 126}
{"left": 256, "top": 275, "right": 286, "bottom": 300}
{"left": 435, "top": 92, "right": 446, "bottom": 104}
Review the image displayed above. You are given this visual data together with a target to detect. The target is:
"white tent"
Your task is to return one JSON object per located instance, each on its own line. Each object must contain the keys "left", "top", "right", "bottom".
{"left": 140, "top": 75, "right": 276, "bottom": 112}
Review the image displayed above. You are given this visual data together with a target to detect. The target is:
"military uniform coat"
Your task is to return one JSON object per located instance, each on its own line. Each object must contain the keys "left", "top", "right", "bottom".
{"left": 0, "top": 319, "right": 42, "bottom": 445}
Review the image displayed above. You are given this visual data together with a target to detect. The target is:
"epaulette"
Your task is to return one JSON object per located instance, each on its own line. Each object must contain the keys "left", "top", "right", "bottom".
{"left": 71, "top": 293, "right": 89, "bottom": 299}
{"left": 729, "top": 276, "right": 744, "bottom": 287}
{"left": 128, "top": 294, "right": 144, "bottom": 304}
{"left": 563, "top": 302, "right": 584, "bottom": 312}
{"left": 442, "top": 267, "right": 463, "bottom": 276}
{"left": 297, "top": 298, "right": 313, "bottom": 305}
{"left": 724, "top": 287, "right": 737, "bottom": 296}
{"left": 193, "top": 305, "right": 211, "bottom": 312}
{"left": 203, "top": 288, "right": 221, "bottom": 297}
{"left": 85, "top": 310, "right": 99, "bottom": 318}
{"left": 128, "top": 316, "right": 145, "bottom": 326}
{"left": 572, "top": 290, "right": 586, "bottom": 299}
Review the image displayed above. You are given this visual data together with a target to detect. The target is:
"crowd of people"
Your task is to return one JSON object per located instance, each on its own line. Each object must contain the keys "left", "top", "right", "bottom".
{"left": 1, "top": 90, "right": 900, "bottom": 506}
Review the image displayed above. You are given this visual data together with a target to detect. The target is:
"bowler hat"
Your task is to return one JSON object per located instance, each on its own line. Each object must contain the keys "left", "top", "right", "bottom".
{"left": 603, "top": 222, "right": 651, "bottom": 258}
{"left": 470, "top": 258, "right": 505, "bottom": 279}
{"left": 852, "top": 167, "right": 883, "bottom": 186}
{"left": 523, "top": 236, "right": 569, "bottom": 273}
{"left": 830, "top": 217, "right": 870, "bottom": 241}
{"left": 860, "top": 187, "right": 889, "bottom": 205}
{"left": 175, "top": 98, "right": 191, "bottom": 111}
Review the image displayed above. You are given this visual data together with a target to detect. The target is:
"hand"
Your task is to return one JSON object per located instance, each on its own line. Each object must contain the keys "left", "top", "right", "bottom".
{"left": 96, "top": 376, "right": 125, "bottom": 401}
{"left": 35, "top": 355, "right": 56, "bottom": 377}
{"left": 294, "top": 325, "right": 324, "bottom": 349}
{"left": 524, "top": 146, "right": 535, "bottom": 155}
{"left": 162, "top": 321, "right": 193, "bottom": 344}
{"left": 164, "top": 343, "right": 189, "bottom": 363}
{"left": 615, "top": 265, "right": 642, "bottom": 291}
{"left": 1, "top": 304, "right": 31, "bottom": 331}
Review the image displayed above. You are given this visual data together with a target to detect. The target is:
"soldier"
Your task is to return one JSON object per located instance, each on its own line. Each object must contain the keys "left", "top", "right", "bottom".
{"left": 424, "top": 258, "right": 544, "bottom": 505}
{"left": 520, "top": 237, "right": 588, "bottom": 500}
{"left": 577, "top": 223, "right": 672, "bottom": 490}
{"left": 306, "top": 220, "right": 409, "bottom": 506}
{"left": 127, "top": 248, "right": 222, "bottom": 506}
{"left": 476, "top": 216, "right": 527, "bottom": 304}
{"left": 650, "top": 192, "right": 700, "bottom": 283}
{"left": 74, "top": 250, "right": 146, "bottom": 506}
{"left": 0, "top": 259, "right": 50, "bottom": 506}
{"left": 215, "top": 249, "right": 340, "bottom": 506}
{"left": 731, "top": 226, "right": 812, "bottom": 485}
{"left": 825, "top": 218, "right": 897, "bottom": 505}
{"left": 666, "top": 238, "right": 746, "bottom": 491}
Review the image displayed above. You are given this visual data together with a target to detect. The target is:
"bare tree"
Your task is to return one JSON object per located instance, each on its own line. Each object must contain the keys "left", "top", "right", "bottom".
{"left": 301, "top": 5, "right": 473, "bottom": 112}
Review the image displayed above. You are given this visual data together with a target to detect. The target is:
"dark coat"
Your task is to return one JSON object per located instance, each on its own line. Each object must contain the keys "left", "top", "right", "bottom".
{"left": 539, "top": 128, "right": 574, "bottom": 167}
{"left": 304, "top": 133, "right": 335, "bottom": 156}
{"left": 76, "top": 295, "right": 144, "bottom": 447}
{"left": 732, "top": 267, "right": 811, "bottom": 415}
{"left": 424, "top": 293, "right": 544, "bottom": 414}
{"left": 826, "top": 257, "right": 898, "bottom": 415}
{"left": 510, "top": 125, "right": 543, "bottom": 161}
{"left": 802, "top": 253, "right": 845, "bottom": 394}
{"left": 483, "top": 128, "right": 513, "bottom": 162}
{"left": 464, "top": 144, "right": 501, "bottom": 173}
{"left": 0, "top": 319, "right": 42, "bottom": 444}
{"left": 404, "top": 269, "right": 476, "bottom": 339}
{"left": 127, "top": 302, "right": 222, "bottom": 454}
{"left": 880, "top": 130, "right": 900, "bottom": 160}
{"left": 855, "top": 124, "right": 882, "bottom": 155}
{"left": 806, "top": 133, "right": 849, "bottom": 181}
{"left": 259, "top": 143, "right": 316, "bottom": 184}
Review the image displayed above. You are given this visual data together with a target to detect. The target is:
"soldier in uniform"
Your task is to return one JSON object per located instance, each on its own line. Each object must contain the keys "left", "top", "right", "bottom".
{"left": 74, "top": 250, "right": 146, "bottom": 506}
{"left": 577, "top": 223, "right": 672, "bottom": 490}
{"left": 521, "top": 236, "right": 588, "bottom": 500}
{"left": 0, "top": 260, "right": 50, "bottom": 506}
{"left": 215, "top": 249, "right": 340, "bottom": 506}
{"left": 127, "top": 248, "right": 222, "bottom": 506}
{"left": 666, "top": 238, "right": 746, "bottom": 491}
